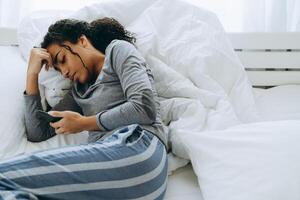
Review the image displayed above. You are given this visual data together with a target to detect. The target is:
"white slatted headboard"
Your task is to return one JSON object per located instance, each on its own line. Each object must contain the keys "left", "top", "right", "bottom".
{"left": 227, "top": 32, "right": 300, "bottom": 87}
{"left": 0, "top": 27, "right": 18, "bottom": 46}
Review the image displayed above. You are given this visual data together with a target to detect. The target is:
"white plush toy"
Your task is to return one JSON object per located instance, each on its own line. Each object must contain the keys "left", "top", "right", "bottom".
{"left": 38, "top": 67, "right": 72, "bottom": 109}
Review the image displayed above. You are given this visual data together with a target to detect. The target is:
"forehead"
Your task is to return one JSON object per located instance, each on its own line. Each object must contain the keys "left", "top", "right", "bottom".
{"left": 47, "top": 43, "right": 62, "bottom": 59}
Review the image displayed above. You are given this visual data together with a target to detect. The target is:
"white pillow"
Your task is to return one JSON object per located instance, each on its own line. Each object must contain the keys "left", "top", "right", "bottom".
{"left": 254, "top": 85, "right": 300, "bottom": 120}
{"left": 184, "top": 120, "right": 300, "bottom": 200}
{"left": 0, "top": 46, "right": 27, "bottom": 158}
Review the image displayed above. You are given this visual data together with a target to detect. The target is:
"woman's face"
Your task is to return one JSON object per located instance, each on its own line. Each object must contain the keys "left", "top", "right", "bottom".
{"left": 47, "top": 41, "right": 91, "bottom": 84}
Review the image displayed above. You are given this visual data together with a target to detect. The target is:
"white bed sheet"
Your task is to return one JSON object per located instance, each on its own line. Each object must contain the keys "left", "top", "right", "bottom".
{"left": 165, "top": 164, "right": 203, "bottom": 200}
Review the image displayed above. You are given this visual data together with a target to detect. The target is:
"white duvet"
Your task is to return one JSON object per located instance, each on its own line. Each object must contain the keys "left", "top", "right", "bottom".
{"left": 2, "top": 0, "right": 300, "bottom": 199}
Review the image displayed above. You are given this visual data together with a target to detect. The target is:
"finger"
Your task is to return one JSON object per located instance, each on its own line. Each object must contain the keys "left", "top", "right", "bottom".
{"left": 56, "top": 127, "right": 71, "bottom": 135}
{"left": 40, "top": 52, "right": 53, "bottom": 69}
{"left": 39, "top": 48, "right": 47, "bottom": 52}
{"left": 49, "top": 122, "right": 55, "bottom": 128}
{"left": 33, "top": 47, "right": 47, "bottom": 52}
{"left": 38, "top": 54, "right": 51, "bottom": 71}
{"left": 48, "top": 111, "right": 65, "bottom": 117}
{"left": 49, "top": 121, "right": 63, "bottom": 129}
{"left": 55, "top": 127, "right": 64, "bottom": 134}
{"left": 39, "top": 51, "right": 51, "bottom": 56}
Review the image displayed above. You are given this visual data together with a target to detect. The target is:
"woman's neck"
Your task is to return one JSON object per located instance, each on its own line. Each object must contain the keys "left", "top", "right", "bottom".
{"left": 94, "top": 52, "right": 105, "bottom": 77}
{"left": 89, "top": 50, "right": 105, "bottom": 84}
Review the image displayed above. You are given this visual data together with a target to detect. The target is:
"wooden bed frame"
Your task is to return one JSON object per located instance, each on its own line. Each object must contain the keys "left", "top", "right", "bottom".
{"left": 1, "top": 27, "right": 300, "bottom": 87}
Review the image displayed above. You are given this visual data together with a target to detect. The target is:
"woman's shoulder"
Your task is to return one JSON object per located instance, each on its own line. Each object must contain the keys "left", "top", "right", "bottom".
{"left": 105, "top": 39, "right": 136, "bottom": 55}
{"left": 104, "top": 39, "right": 145, "bottom": 73}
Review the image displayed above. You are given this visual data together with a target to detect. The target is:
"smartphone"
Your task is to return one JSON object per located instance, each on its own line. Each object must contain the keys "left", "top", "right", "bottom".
{"left": 36, "top": 110, "right": 63, "bottom": 123}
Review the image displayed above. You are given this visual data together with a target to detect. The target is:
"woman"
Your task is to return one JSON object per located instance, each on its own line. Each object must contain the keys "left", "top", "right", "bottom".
{"left": 0, "top": 18, "right": 168, "bottom": 200}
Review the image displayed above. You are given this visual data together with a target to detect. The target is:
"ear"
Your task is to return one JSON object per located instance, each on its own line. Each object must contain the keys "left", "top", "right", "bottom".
{"left": 78, "top": 35, "right": 89, "bottom": 48}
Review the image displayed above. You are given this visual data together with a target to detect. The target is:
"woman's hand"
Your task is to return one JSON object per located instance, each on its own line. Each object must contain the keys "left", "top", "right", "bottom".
{"left": 25, "top": 48, "right": 53, "bottom": 95}
{"left": 49, "top": 111, "right": 86, "bottom": 134}
{"left": 49, "top": 111, "right": 101, "bottom": 134}
{"left": 27, "top": 48, "right": 53, "bottom": 75}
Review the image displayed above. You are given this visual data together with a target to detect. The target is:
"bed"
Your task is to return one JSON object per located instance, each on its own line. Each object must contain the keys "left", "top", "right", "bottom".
{"left": 1, "top": 0, "right": 300, "bottom": 199}
{"left": 2, "top": 29, "right": 300, "bottom": 200}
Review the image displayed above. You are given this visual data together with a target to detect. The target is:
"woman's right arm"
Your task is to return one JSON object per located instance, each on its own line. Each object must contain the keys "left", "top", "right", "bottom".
{"left": 24, "top": 48, "right": 56, "bottom": 142}
{"left": 24, "top": 48, "right": 82, "bottom": 142}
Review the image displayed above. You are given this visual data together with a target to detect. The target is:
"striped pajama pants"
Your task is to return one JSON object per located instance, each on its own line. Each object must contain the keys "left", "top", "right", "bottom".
{"left": 0, "top": 124, "right": 168, "bottom": 200}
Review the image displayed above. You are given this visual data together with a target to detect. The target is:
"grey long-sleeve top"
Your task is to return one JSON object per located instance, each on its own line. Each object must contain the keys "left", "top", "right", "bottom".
{"left": 24, "top": 39, "right": 168, "bottom": 150}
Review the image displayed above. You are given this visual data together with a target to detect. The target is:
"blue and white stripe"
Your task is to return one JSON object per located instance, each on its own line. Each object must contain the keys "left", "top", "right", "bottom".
{"left": 0, "top": 124, "right": 168, "bottom": 200}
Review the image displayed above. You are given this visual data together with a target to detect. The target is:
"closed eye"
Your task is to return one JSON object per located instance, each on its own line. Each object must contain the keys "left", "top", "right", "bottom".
{"left": 53, "top": 64, "right": 61, "bottom": 72}
{"left": 60, "top": 55, "right": 66, "bottom": 64}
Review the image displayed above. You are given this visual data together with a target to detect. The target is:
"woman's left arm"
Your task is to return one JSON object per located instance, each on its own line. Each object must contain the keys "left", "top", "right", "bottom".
{"left": 96, "top": 40, "right": 157, "bottom": 131}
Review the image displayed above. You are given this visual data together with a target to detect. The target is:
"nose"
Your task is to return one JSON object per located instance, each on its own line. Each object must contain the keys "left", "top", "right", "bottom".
{"left": 62, "top": 70, "right": 69, "bottom": 79}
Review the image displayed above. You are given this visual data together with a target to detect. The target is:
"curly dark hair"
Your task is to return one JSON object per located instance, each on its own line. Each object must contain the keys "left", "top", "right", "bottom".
{"left": 41, "top": 17, "right": 136, "bottom": 54}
